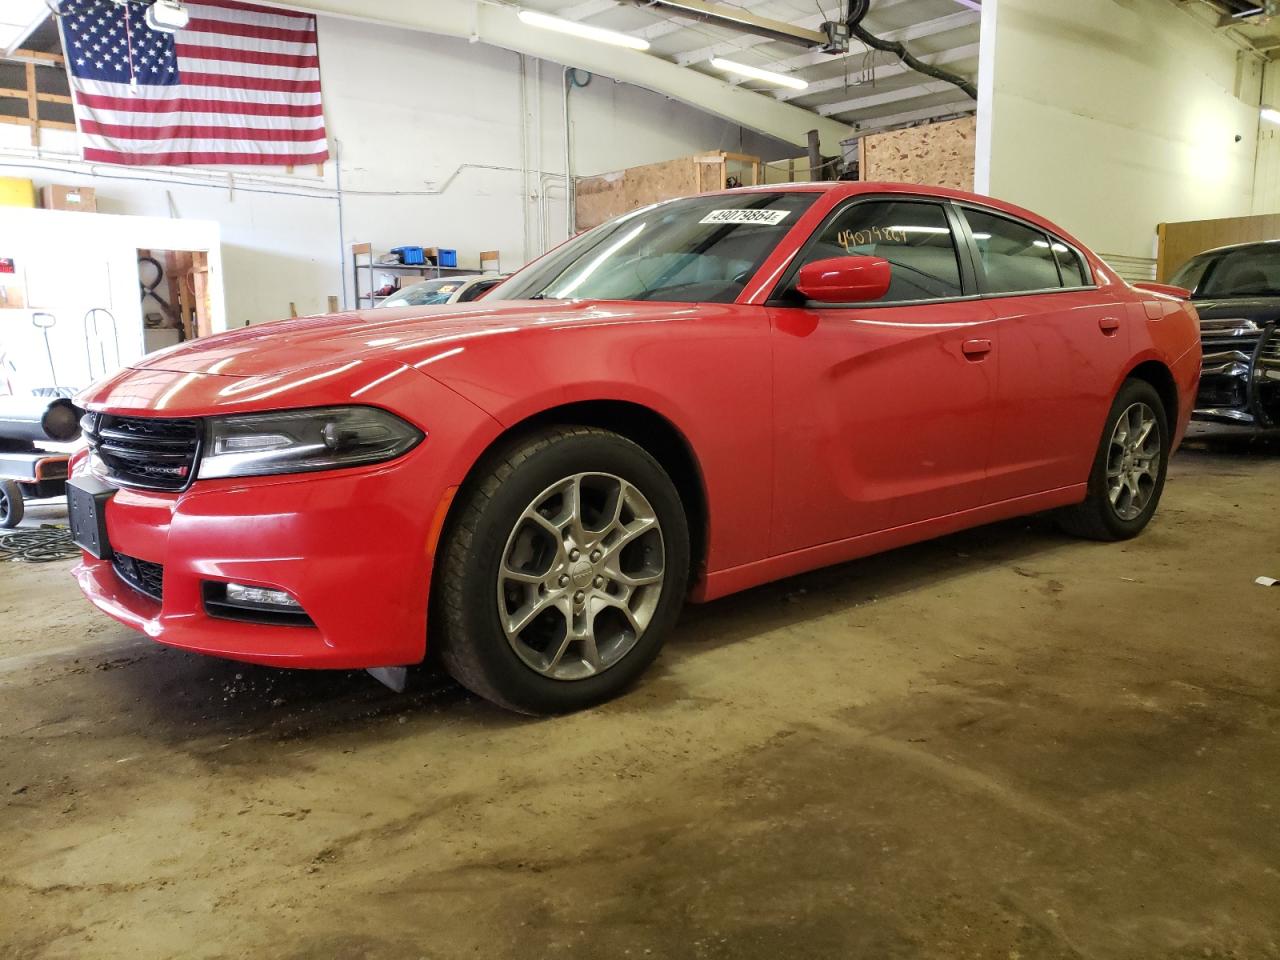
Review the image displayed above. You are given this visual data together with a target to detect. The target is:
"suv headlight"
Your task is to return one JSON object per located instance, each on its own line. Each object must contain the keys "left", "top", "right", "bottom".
{"left": 198, "top": 406, "right": 423, "bottom": 480}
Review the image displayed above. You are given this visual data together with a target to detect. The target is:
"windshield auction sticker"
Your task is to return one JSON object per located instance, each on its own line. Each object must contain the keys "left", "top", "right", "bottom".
{"left": 699, "top": 209, "right": 791, "bottom": 226}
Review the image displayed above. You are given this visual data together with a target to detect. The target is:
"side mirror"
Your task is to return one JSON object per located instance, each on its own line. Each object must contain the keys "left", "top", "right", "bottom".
{"left": 796, "top": 256, "right": 891, "bottom": 304}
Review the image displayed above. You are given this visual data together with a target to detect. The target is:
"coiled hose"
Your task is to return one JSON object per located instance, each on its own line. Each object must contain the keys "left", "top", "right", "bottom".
{"left": 0, "top": 526, "right": 81, "bottom": 562}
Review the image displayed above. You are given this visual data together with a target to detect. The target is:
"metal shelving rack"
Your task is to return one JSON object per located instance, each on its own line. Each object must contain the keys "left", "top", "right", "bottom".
{"left": 350, "top": 242, "right": 484, "bottom": 307}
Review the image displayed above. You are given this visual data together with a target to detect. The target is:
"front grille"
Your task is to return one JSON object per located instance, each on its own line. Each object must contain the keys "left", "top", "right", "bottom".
{"left": 113, "top": 553, "right": 164, "bottom": 602}
{"left": 1200, "top": 317, "right": 1263, "bottom": 359}
{"left": 83, "top": 413, "right": 202, "bottom": 491}
{"left": 1261, "top": 330, "right": 1280, "bottom": 364}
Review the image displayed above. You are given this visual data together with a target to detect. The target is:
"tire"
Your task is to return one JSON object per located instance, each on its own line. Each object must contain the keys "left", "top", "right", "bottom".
{"left": 1058, "top": 379, "right": 1169, "bottom": 541}
{"left": 0, "top": 479, "right": 23, "bottom": 529}
{"left": 434, "top": 426, "right": 691, "bottom": 714}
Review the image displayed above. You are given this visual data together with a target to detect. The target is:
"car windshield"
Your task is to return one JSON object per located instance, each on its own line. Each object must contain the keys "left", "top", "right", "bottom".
{"left": 1171, "top": 245, "right": 1280, "bottom": 299}
{"left": 490, "top": 192, "right": 819, "bottom": 304}
{"left": 381, "top": 278, "right": 467, "bottom": 307}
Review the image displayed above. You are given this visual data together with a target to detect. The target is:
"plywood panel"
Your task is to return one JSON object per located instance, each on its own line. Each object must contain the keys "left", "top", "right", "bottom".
{"left": 574, "top": 152, "right": 759, "bottom": 230}
{"left": 574, "top": 172, "right": 626, "bottom": 231}
{"left": 859, "top": 115, "right": 976, "bottom": 191}
{"left": 1156, "top": 213, "right": 1280, "bottom": 281}
{"left": 623, "top": 156, "right": 699, "bottom": 215}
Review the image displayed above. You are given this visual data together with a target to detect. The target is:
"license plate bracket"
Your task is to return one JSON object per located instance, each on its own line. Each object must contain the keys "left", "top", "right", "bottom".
{"left": 66, "top": 475, "right": 116, "bottom": 560}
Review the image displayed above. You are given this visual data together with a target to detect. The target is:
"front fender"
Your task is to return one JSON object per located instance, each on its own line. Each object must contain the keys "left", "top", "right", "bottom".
{"left": 415, "top": 313, "right": 774, "bottom": 573}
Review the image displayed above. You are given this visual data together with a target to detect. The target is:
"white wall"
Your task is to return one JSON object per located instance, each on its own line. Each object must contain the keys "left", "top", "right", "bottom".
{"left": 0, "top": 16, "right": 791, "bottom": 327}
{"left": 0, "top": 208, "right": 223, "bottom": 393}
{"left": 1252, "top": 62, "right": 1280, "bottom": 214}
{"left": 976, "top": 0, "right": 1263, "bottom": 260}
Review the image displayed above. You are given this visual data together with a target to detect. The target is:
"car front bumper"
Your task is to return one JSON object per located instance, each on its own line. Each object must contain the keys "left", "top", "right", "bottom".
{"left": 69, "top": 360, "right": 503, "bottom": 670}
{"left": 72, "top": 454, "right": 446, "bottom": 669}
{"left": 1194, "top": 321, "right": 1280, "bottom": 427}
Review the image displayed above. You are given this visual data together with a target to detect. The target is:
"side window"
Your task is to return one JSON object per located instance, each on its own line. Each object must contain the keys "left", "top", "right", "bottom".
{"left": 1052, "top": 241, "right": 1089, "bottom": 287}
{"left": 790, "top": 200, "right": 964, "bottom": 304}
{"left": 963, "top": 209, "right": 1062, "bottom": 294}
{"left": 458, "top": 279, "right": 499, "bottom": 302}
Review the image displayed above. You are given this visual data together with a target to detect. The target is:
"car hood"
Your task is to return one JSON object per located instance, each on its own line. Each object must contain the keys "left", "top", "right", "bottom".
{"left": 132, "top": 300, "right": 704, "bottom": 378}
{"left": 1191, "top": 296, "right": 1280, "bottom": 322}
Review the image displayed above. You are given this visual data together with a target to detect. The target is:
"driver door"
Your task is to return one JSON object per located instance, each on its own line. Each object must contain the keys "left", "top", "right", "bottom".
{"left": 766, "top": 197, "right": 999, "bottom": 555}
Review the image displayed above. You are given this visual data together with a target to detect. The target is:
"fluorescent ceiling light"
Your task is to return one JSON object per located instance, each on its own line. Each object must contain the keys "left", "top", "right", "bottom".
{"left": 710, "top": 57, "right": 808, "bottom": 91}
{"left": 517, "top": 10, "right": 650, "bottom": 51}
{"left": 1262, "top": 107, "right": 1280, "bottom": 125}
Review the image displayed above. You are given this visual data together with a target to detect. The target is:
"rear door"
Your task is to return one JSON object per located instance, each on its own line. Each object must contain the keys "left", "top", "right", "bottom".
{"left": 766, "top": 197, "right": 999, "bottom": 555}
{"left": 956, "top": 206, "right": 1129, "bottom": 501}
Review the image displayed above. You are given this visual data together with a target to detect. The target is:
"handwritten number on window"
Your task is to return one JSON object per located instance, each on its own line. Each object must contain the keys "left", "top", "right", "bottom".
{"left": 837, "top": 226, "right": 908, "bottom": 252}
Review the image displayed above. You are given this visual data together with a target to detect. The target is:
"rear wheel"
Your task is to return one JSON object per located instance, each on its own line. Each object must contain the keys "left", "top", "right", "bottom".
{"left": 1058, "top": 379, "right": 1169, "bottom": 541}
{"left": 434, "top": 426, "right": 690, "bottom": 714}
{"left": 0, "top": 480, "right": 24, "bottom": 529}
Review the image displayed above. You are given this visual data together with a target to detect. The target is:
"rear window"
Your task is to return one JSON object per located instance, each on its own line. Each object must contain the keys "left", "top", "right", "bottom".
{"left": 963, "top": 209, "right": 1061, "bottom": 293}
{"left": 1175, "top": 246, "right": 1280, "bottom": 299}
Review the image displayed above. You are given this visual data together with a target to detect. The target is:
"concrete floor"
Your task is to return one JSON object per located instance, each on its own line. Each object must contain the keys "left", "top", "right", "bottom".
{"left": 2, "top": 430, "right": 1279, "bottom": 959}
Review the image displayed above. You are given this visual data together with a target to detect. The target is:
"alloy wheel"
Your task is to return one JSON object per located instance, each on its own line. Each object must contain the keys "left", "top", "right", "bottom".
{"left": 497, "top": 472, "right": 666, "bottom": 681}
{"left": 1106, "top": 402, "right": 1161, "bottom": 521}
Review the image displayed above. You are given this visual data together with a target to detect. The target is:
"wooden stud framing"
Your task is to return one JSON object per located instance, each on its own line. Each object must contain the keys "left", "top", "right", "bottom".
{"left": 0, "top": 49, "right": 73, "bottom": 143}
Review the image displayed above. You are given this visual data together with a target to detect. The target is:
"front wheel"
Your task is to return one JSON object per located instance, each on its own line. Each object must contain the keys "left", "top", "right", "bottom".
{"left": 1058, "top": 379, "right": 1170, "bottom": 541}
{"left": 434, "top": 426, "right": 690, "bottom": 714}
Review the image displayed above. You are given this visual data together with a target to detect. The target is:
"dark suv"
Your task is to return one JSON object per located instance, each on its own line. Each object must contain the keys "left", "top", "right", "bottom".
{"left": 1171, "top": 240, "right": 1280, "bottom": 427}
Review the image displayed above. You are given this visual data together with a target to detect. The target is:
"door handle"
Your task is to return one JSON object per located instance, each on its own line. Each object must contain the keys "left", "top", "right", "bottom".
{"left": 961, "top": 338, "right": 993, "bottom": 359}
{"left": 1099, "top": 317, "right": 1121, "bottom": 335}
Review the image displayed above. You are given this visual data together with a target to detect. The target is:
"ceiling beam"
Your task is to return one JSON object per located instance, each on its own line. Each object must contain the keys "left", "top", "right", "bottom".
{"left": 752, "top": 8, "right": 978, "bottom": 77}
{"left": 631, "top": 0, "right": 828, "bottom": 46}
{"left": 775, "top": 41, "right": 980, "bottom": 102}
{"left": 841, "top": 98, "right": 975, "bottom": 135}
{"left": 558, "top": 0, "right": 620, "bottom": 21}
{"left": 271, "top": 0, "right": 852, "bottom": 150}
{"left": 1, "top": 0, "right": 50, "bottom": 58}
{"left": 672, "top": 0, "right": 921, "bottom": 66}
{"left": 636, "top": 0, "right": 777, "bottom": 40}
{"left": 817, "top": 78, "right": 957, "bottom": 116}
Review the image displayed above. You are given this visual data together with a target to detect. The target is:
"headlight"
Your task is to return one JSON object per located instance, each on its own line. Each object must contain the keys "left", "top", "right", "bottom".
{"left": 198, "top": 406, "right": 423, "bottom": 480}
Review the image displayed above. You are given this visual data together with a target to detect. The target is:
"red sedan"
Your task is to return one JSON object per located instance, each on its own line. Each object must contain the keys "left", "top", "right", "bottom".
{"left": 68, "top": 183, "right": 1201, "bottom": 713}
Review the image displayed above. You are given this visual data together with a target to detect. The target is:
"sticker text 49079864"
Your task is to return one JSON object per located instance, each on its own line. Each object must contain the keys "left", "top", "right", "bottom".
{"left": 699, "top": 209, "right": 791, "bottom": 226}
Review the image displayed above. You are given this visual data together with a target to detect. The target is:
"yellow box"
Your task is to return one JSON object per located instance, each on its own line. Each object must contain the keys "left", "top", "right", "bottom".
{"left": 0, "top": 177, "right": 37, "bottom": 208}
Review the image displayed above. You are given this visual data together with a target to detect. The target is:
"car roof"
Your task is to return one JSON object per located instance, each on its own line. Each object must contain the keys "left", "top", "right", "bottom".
{"left": 1184, "top": 238, "right": 1280, "bottom": 260}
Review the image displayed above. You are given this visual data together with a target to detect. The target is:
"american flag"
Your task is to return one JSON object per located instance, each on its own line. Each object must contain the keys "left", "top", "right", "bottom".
{"left": 58, "top": 0, "right": 328, "bottom": 166}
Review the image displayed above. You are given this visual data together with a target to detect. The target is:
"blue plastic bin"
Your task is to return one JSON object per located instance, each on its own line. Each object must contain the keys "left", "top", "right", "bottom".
{"left": 391, "top": 245, "right": 425, "bottom": 265}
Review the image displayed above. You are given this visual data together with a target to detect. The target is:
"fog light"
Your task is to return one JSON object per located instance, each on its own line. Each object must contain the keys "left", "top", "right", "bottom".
{"left": 225, "top": 582, "right": 301, "bottom": 608}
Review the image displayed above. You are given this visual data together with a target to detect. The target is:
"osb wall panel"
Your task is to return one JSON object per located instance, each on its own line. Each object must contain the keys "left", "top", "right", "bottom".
{"left": 624, "top": 156, "right": 699, "bottom": 215}
{"left": 575, "top": 156, "right": 700, "bottom": 230}
{"left": 574, "top": 172, "right": 626, "bottom": 231}
{"left": 859, "top": 115, "right": 976, "bottom": 191}
{"left": 1156, "top": 213, "right": 1280, "bottom": 281}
